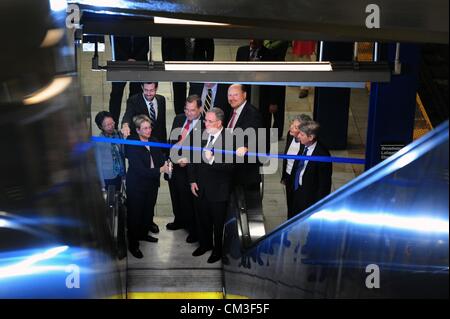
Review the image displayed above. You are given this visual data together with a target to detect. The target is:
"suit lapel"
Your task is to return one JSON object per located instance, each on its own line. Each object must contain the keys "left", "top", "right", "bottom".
{"left": 233, "top": 103, "right": 248, "bottom": 128}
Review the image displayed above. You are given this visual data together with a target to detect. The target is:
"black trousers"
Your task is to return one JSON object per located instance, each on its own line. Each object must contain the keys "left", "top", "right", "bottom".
{"left": 197, "top": 197, "right": 228, "bottom": 254}
{"left": 126, "top": 186, "right": 158, "bottom": 249}
{"left": 172, "top": 82, "right": 187, "bottom": 115}
{"left": 291, "top": 185, "right": 315, "bottom": 219}
{"left": 260, "top": 85, "right": 286, "bottom": 140}
{"left": 109, "top": 82, "right": 142, "bottom": 128}
{"left": 168, "top": 167, "right": 196, "bottom": 236}
{"left": 104, "top": 175, "right": 122, "bottom": 192}
{"left": 284, "top": 173, "right": 295, "bottom": 219}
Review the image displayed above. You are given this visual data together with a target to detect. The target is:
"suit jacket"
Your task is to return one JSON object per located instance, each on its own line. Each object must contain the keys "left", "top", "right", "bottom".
{"left": 161, "top": 38, "right": 214, "bottom": 61}
{"left": 193, "top": 38, "right": 214, "bottom": 61}
{"left": 114, "top": 36, "right": 149, "bottom": 61}
{"left": 188, "top": 83, "right": 231, "bottom": 119}
{"left": 122, "top": 93, "right": 167, "bottom": 143}
{"left": 229, "top": 102, "right": 264, "bottom": 185}
{"left": 293, "top": 141, "right": 332, "bottom": 207}
{"left": 125, "top": 136, "right": 166, "bottom": 192}
{"left": 235, "top": 45, "right": 269, "bottom": 103}
{"left": 168, "top": 114, "right": 205, "bottom": 169}
{"left": 161, "top": 38, "right": 186, "bottom": 61}
{"left": 188, "top": 129, "right": 234, "bottom": 202}
{"left": 235, "top": 45, "right": 285, "bottom": 106}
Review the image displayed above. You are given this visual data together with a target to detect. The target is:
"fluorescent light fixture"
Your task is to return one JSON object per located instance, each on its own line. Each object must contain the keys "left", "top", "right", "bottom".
{"left": 154, "top": 16, "right": 229, "bottom": 26}
{"left": 165, "top": 61, "right": 333, "bottom": 72}
{"left": 23, "top": 76, "right": 72, "bottom": 105}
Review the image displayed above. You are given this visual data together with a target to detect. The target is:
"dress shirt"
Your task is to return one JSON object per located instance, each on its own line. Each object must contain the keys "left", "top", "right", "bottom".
{"left": 286, "top": 138, "right": 301, "bottom": 175}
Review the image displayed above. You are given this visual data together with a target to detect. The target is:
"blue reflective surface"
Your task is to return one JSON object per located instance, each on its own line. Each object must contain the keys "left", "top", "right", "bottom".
{"left": 224, "top": 122, "right": 449, "bottom": 298}
{"left": 0, "top": 246, "right": 105, "bottom": 298}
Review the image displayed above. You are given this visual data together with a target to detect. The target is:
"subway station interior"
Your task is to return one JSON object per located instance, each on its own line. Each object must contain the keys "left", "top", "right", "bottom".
{"left": 0, "top": 0, "right": 448, "bottom": 299}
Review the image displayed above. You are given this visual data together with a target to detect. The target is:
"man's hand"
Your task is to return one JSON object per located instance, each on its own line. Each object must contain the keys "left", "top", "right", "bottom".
{"left": 269, "top": 104, "right": 278, "bottom": 113}
{"left": 190, "top": 183, "right": 199, "bottom": 197}
{"left": 159, "top": 162, "right": 170, "bottom": 174}
{"left": 178, "top": 157, "right": 188, "bottom": 167}
{"left": 121, "top": 124, "right": 130, "bottom": 138}
{"left": 204, "top": 150, "right": 214, "bottom": 162}
{"left": 236, "top": 146, "right": 248, "bottom": 157}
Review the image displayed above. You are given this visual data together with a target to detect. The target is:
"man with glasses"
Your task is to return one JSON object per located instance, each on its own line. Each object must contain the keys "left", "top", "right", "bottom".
{"left": 188, "top": 108, "right": 233, "bottom": 263}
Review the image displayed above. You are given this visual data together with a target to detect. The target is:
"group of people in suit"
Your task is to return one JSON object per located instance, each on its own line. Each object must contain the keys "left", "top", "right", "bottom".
{"left": 98, "top": 80, "right": 263, "bottom": 262}
{"left": 95, "top": 79, "right": 333, "bottom": 262}
{"left": 97, "top": 36, "right": 331, "bottom": 262}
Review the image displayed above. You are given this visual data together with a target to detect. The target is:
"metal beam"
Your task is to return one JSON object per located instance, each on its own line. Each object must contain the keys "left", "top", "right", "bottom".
{"left": 103, "top": 61, "right": 391, "bottom": 88}
{"left": 74, "top": 0, "right": 449, "bottom": 43}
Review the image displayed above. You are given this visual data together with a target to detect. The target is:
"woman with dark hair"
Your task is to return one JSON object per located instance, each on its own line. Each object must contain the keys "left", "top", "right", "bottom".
{"left": 125, "top": 115, "right": 171, "bottom": 258}
{"left": 94, "top": 111, "right": 125, "bottom": 192}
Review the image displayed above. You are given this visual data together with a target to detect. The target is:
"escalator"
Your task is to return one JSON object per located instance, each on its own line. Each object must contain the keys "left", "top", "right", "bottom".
{"left": 223, "top": 122, "right": 449, "bottom": 298}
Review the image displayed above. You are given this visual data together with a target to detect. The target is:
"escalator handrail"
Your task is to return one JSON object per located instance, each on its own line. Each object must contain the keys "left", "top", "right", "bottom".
{"left": 232, "top": 120, "right": 449, "bottom": 251}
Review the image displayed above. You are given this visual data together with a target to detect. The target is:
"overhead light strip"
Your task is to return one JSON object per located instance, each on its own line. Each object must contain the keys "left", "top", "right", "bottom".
{"left": 165, "top": 61, "right": 333, "bottom": 72}
{"left": 154, "top": 17, "right": 229, "bottom": 26}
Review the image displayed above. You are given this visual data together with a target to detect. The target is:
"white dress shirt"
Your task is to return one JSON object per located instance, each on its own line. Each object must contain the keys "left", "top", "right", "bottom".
{"left": 286, "top": 138, "right": 301, "bottom": 175}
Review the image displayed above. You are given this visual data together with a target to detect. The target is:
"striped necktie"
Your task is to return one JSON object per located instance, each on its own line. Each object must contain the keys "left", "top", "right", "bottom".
{"left": 148, "top": 101, "right": 156, "bottom": 126}
{"left": 203, "top": 88, "right": 213, "bottom": 114}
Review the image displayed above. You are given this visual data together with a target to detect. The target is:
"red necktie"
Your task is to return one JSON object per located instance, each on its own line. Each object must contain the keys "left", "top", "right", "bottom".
{"left": 179, "top": 120, "right": 192, "bottom": 142}
{"left": 227, "top": 111, "right": 237, "bottom": 129}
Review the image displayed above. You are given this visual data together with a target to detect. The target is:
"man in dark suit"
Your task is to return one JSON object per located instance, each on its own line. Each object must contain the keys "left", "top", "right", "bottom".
{"left": 236, "top": 40, "right": 289, "bottom": 141}
{"left": 166, "top": 95, "right": 205, "bottom": 244}
{"left": 235, "top": 39, "right": 267, "bottom": 104}
{"left": 161, "top": 38, "right": 188, "bottom": 115}
{"left": 162, "top": 38, "right": 215, "bottom": 115}
{"left": 109, "top": 36, "right": 149, "bottom": 129}
{"left": 188, "top": 108, "right": 234, "bottom": 263}
{"left": 291, "top": 120, "right": 332, "bottom": 219}
{"left": 280, "top": 114, "right": 312, "bottom": 218}
{"left": 121, "top": 82, "right": 167, "bottom": 143}
{"left": 226, "top": 84, "right": 264, "bottom": 188}
{"left": 260, "top": 40, "right": 289, "bottom": 140}
{"left": 188, "top": 82, "right": 231, "bottom": 119}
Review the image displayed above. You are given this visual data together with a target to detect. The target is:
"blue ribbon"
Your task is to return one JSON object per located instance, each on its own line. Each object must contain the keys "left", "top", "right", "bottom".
{"left": 90, "top": 136, "right": 365, "bottom": 165}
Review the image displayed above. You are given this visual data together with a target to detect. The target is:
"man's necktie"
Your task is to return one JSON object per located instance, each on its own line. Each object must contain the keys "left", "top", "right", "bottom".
{"left": 179, "top": 120, "right": 192, "bottom": 142}
{"left": 204, "top": 88, "right": 213, "bottom": 114}
{"left": 206, "top": 135, "right": 215, "bottom": 148}
{"left": 249, "top": 48, "right": 259, "bottom": 61}
{"left": 227, "top": 110, "right": 237, "bottom": 129}
{"left": 148, "top": 101, "right": 156, "bottom": 126}
{"left": 293, "top": 147, "right": 309, "bottom": 191}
